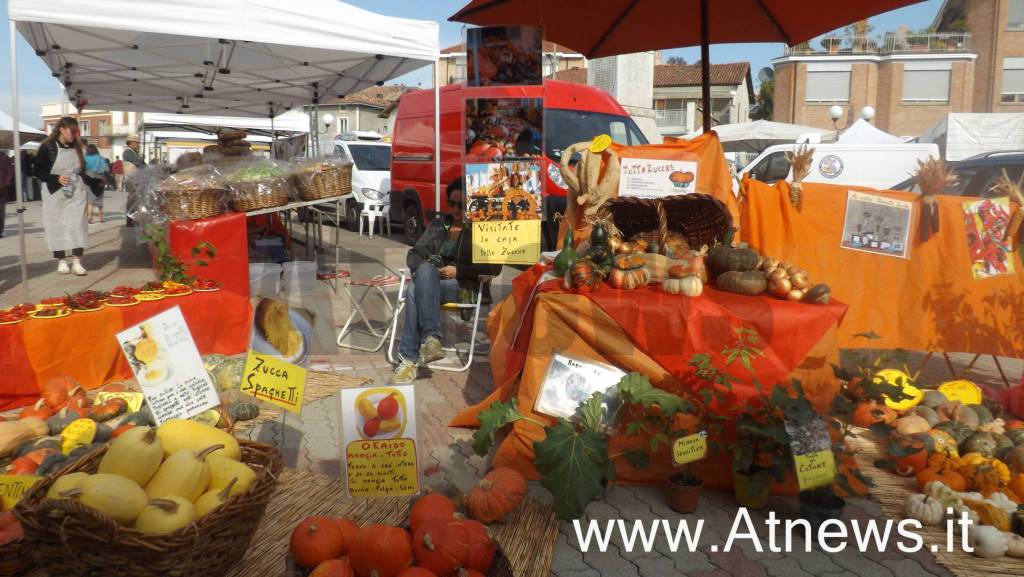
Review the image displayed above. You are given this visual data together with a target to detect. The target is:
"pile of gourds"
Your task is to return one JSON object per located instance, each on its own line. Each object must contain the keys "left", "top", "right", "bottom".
{"left": 289, "top": 467, "right": 525, "bottom": 577}
{"left": 40, "top": 419, "right": 256, "bottom": 534}
{"left": 704, "top": 231, "right": 830, "bottom": 304}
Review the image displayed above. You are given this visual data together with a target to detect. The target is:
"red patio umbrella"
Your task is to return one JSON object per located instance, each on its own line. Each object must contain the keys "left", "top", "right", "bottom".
{"left": 451, "top": 0, "right": 924, "bottom": 131}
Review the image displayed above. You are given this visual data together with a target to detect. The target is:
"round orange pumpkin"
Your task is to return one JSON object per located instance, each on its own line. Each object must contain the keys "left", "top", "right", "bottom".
{"left": 915, "top": 467, "right": 966, "bottom": 492}
{"left": 466, "top": 468, "right": 526, "bottom": 524}
{"left": 349, "top": 525, "right": 412, "bottom": 577}
{"left": 397, "top": 569, "right": 439, "bottom": 577}
{"left": 413, "top": 518, "right": 471, "bottom": 577}
{"left": 456, "top": 519, "right": 496, "bottom": 573}
{"left": 409, "top": 493, "right": 457, "bottom": 534}
{"left": 852, "top": 401, "right": 896, "bottom": 428}
{"left": 42, "top": 377, "right": 85, "bottom": 410}
{"left": 311, "top": 558, "right": 356, "bottom": 577}
{"left": 334, "top": 518, "right": 360, "bottom": 556}
{"left": 290, "top": 516, "right": 347, "bottom": 569}
{"left": 18, "top": 399, "right": 53, "bottom": 420}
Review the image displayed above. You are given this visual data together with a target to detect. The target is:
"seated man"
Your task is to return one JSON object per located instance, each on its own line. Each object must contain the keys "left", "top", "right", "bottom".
{"left": 391, "top": 184, "right": 500, "bottom": 383}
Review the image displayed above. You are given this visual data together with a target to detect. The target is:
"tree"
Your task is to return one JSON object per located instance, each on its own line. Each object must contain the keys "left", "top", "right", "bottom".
{"left": 665, "top": 56, "right": 687, "bottom": 65}
{"left": 751, "top": 78, "right": 774, "bottom": 121}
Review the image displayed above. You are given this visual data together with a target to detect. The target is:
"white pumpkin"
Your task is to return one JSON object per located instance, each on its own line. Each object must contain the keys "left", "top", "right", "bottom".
{"left": 924, "top": 481, "right": 963, "bottom": 509}
{"left": 985, "top": 492, "right": 1017, "bottom": 515}
{"left": 960, "top": 491, "right": 984, "bottom": 501}
{"left": 946, "top": 504, "right": 979, "bottom": 532}
{"left": 904, "top": 493, "right": 944, "bottom": 526}
{"left": 663, "top": 275, "right": 703, "bottom": 297}
{"left": 1004, "top": 532, "right": 1024, "bottom": 559}
{"left": 971, "top": 525, "right": 1008, "bottom": 558}
{"left": 978, "top": 418, "right": 1006, "bottom": 434}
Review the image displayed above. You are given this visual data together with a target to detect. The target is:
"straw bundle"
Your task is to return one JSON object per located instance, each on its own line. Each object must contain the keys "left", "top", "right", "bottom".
{"left": 784, "top": 144, "right": 814, "bottom": 209}
{"left": 914, "top": 157, "right": 957, "bottom": 242}
{"left": 560, "top": 141, "right": 620, "bottom": 236}
{"left": 988, "top": 169, "right": 1024, "bottom": 258}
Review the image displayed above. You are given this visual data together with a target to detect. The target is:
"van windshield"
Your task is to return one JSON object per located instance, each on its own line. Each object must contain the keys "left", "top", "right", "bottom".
{"left": 337, "top": 144, "right": 391, "bottom": 171}
{"left": 545, "top": 109, "right": 648, "bottom": 162}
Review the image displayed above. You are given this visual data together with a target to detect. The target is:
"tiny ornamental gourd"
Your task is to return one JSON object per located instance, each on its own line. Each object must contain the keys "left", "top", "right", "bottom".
{"left": 609, "top": 254, "right": 650, "bottom": 290}
{"left": 466, "top": 467, "right": 527, "bottom": 524}
{"left": 98, "top": 426, "right": 163, "bottom": 487}
{"left": 706, "top": 229, "right": 759, "bottom": 278}
{"left": 904, "top": 493, "right": 944, "bottom": 526}
{"left": 552, "top": 227, "right": 578, "bottom": 277}
{"left": 134, "top": 496, "right": 197, "bottom": 535}
{"left": 145, "top": 444, "right": 223, "bottom": 502}
{"left": 41, "top": 377, "right": 86, "bottom": 410}
{"left": 563, "top": 259, "right": 603, "bottom": 293}
{"left": 714, "top": 270, "right": 767, "bottom": 296}
{"left": 228, "top": 401, "right": 259, "bottom": 422}
{"left": 290, "top": 516, "right": 348, "bottom": 569}
{"left": 893, "top": 414, "right": 931, "bottom": 436}
{"left": 87, "top": 397, "right": 128, "bottom": 422}
{"left": 61, "top": 473, "right": 148, "bottom": 525}
{"left": 663, "top": 266, "right": 703, "bottom": 297}
{"left": 971, "top": 525, "right": 1008, "bottom": 558}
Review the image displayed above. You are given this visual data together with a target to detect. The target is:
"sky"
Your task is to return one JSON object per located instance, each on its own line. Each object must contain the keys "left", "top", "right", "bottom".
{"left": 0, "top": 0, "right": 945, "bottom": 126}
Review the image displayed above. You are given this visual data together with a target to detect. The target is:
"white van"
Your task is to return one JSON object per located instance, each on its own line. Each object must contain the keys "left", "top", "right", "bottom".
{"left": 328, "top": 132, "right": 392, "bottom": 228}
{"left": 735, "top": 143, "right": 939, "bottom": 192}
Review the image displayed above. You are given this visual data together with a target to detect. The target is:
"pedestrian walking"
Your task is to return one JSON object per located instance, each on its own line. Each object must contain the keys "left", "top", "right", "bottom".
{"left": 112, "top": 156, "right": 124, "bottom": 191}
{"left": 32, "top": 116, "right": 91, "bottom": 276}
{"left": 123, "top": 136, "right": 145, "bottom": 227}
{"left": 19, "top": 150, "right": 33, "bottom": 202}
{"left": 84, "top": 144, "right": 108, "bottom": 223}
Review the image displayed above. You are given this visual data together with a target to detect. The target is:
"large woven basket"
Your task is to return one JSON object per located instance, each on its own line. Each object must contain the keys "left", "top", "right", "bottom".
{"left": 161, "top": 187, "right": 227, "bottom": 220}
{"left": 595, "top": 194, "right": 732, "bottom": 250}
{"left": 228, "top": 177, "right": 293, "bottom": 212}
{"left": 293, "top": 163, "right": 352, "bottom": 201}
{"left": 0, "top": 540, "right": 30, "bottom": 577}
{"left": 15, "top": 441, "right": 282, "bottom": 577}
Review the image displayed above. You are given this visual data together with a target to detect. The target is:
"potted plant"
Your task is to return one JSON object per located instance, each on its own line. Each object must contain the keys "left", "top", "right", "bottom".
{"left": 731, "top": 385, "right": 793, "bottom": 509}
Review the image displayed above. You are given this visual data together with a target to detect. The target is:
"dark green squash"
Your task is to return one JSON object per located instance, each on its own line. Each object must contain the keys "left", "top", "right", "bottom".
{"left": 933, "top": 420, "right": 974, "bottom": 444}
{"left": 969, "top": 403, "right": 994, "bottom": 425}
{"left": 229, "top": 401, "right": 260, "bottom": 422}
{"left": 960, "top": 432, "right": 997, "bottom": 456}
{"left": 707, "top": 229, "right": 759, "bottom": 277}
{"left": 553, "top": 228, "right": 578, "bottom": 277}
{"left": 714, "top": 271, "right": 767, "bottom": 296}
{"left": 1006, "top": 429, "right": 1024, "bottom": 446}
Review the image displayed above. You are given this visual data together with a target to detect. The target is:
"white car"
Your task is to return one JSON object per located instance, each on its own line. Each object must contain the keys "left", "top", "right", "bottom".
{"left": 328, "top": 133, "right": 392, "bottom": 229}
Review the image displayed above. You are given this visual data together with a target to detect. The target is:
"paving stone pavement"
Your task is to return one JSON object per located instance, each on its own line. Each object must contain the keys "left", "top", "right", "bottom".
{"left": 0, "top": 201, "right": 1008, "bottom": 577}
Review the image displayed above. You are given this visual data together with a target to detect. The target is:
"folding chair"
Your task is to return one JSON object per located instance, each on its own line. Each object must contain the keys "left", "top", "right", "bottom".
{"left": 386, "top": 269, "right": 492, "bottom": 372}
{"left": 336, "top": 273, "right": 404, "bottom": 353}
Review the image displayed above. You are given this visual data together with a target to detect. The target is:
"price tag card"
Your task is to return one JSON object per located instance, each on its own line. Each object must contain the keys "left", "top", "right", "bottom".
{"left": 472, "top": 220, "right": 541, "bottom": 265}
{"left": 672, "top": 431, "right": 708, "bottom": 466}
{"left": 345, "top": 439, "right": 419, "bottom": 498}
{"left": 61, "top": 418, "right": 97, "bottom": 454}
{"left": 937, "top": 380, "right": 982, "bottom": 405}
{"left": 794, "top": 450, "right": 838, "bottom": 491}
{"left": 0, "top": 475, "right": 43, "bottom": 509}
{"left": 95, "top": 391, "right": 145, "bottom": 413}
{"left": 340, "top": 385, "right": 418, "bottom": 498}
{"left": 240, "top": 352, "right": 306, "bottom": 415}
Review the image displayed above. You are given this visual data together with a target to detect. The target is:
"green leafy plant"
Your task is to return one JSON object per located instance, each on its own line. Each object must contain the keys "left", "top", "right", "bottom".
{"left": 141, "top": 224, "right": 217, "bottom": 284}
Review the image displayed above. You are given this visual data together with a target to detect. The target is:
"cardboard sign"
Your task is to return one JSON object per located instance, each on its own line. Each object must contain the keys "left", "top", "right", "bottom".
{"left": 618, "top": 154, "right": 700, "bottom": 198}
{"left": 95, "top": 391, "right": 145, "bottom": 413}
{"left": 61, "top": 418, "right": 97, "bottom": 454}
{"left": 116, "top": 306, "right": 220, "bottom": 425}
{"left": 794, "top": 450, "right": 838, "bottom": 491}
{"left": 672, "top": 431, "right": 708, "bottom": 466}
{"left": 0, "top": 475, "right": 42, "bottom": 509}
{"left": 240, "top": 352, "right": 306, "bottom": 414}
{"left": 472, "top": 220, "right": 541, "bottom": 264}
{"left": 340, "top": 385, "right": 418, "bottom": 498}
{"left": 938, "top": 380, "right": 982, "bottom": 405}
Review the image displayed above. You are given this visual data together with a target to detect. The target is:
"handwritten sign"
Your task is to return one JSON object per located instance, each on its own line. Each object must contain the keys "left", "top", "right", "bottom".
{"left": 672, "top": 431, "right": 708, "bottom": 466}
{"left": 472, "top": 220, "right": 541, "bottom": 265}
{"left": 0, "top": 475, "right": 42, "bottom": 509}
{"left": 61, "top": 418, "right": 97, "bottom": 454}
{"left": 345, "top": 439, "right": 419, "bottom": 498}
{"left": 938, "top": 380, "right": 982, "bottom": 405}
{"left": 241, "top": 352, "right": 306, "bottom": 414}
{"left": 794, "top": 450, "right": 837, "bottom": 491}
{"left": 95, "top": 392, "right": 145, "bottom": 413}
{"left": 619, "top": 156, "right": 699, "bottom": 198}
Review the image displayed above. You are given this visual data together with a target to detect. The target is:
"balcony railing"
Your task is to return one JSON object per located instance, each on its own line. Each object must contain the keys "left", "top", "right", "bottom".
{"left": 654, "top": 109, "right": 686, "bottom": 127}
{"left": 783, "top": 32, "right": 971, "bottom": 56}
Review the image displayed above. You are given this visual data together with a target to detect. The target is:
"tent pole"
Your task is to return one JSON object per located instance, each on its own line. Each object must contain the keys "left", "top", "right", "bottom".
{"left": 9, "top": 20, "right": 29, "bottom": 302}
{"left": 433, "top": 62, "right": 440, "bottom": 213}
{"left": 700, "top": 0, "right": 711, "bottom": 133}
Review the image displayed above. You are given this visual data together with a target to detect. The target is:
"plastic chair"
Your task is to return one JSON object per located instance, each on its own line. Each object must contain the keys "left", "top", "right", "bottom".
{"left": 386, "top": 269, "right": 491, "bottom": 372}
{"left": 336, "top": 273, "right": 404, "bottom": 353}
{"left": 359, "top": 200, "right": 391, "bottom": 238}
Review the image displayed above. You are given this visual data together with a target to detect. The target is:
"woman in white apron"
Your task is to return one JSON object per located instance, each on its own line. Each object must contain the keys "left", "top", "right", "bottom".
{"left": 33, "top": 117, "right": 89, "bottom": 276}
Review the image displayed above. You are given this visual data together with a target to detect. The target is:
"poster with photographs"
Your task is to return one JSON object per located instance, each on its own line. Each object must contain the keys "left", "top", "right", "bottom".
{"left": 466, "top": 26, "right": 543, "bottom": 86}
{"left": 464, "top": 162, "right": 543, "bottom": 222}
{"left": 839, "top": 191, "right": 913, "bottom": 259}
{"left": 962, "top": 197, "right": 1016, "bottom": 279}
{"left": 535, "top": 353, "right": 626, "bottom": 421}
{"left": 465, "top": 98, "right": 543, "bottom": 163}
{"left": 251, "top": 297, "right": 314, "bottom": 368}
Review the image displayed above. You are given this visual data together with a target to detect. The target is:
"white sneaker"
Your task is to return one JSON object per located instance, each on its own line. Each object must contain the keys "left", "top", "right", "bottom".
{"left": 71, "top": 259, "right": 87, "bottom": 276}
{"left": 57, "top": 259, "right": 70, "bottom": 274}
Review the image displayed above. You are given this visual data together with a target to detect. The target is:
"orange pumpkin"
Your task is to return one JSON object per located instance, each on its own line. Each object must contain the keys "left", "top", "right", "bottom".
{"left": 889, "top": 435, "right": 931, "bottom": 477}
{"left": 41, "top": 377, "right": 85, "bottom": 410}
{"left": 454, "top": 519, "right": 495, "bottom": 573}
{"left": 458, "top": 570, "right": 485, "bottom": 577}
{"left": 397, "top": 569, "right": 440, "bottom": 577}
{"left": 311, "top": 559, "right": 356, "bottom": 577}
{"left": 349, "top": 525, "right": 412, "bottom": 577}
{"left": 409, "top": 493, "right": 457, "bottom": 534}
{"left": 852, "top": 401, "right": 896, "bottom": 428}
{"left": 87, "top": 397, "right": 128, "bottom": 422}
{"left": 466, "top": 468, "right": 526, "bottom": 523}
{"left": 916, "top": 467, "right": 966, "bottom": 492}
{"left": 335, "top": 518, "right": 360, "bottom": 557}
{"left": 412, "top": 518, "right": 471, "bottom": 577}
{"left": 1009, "top": 473, "right": 1024, "bottom": 498}
{"left": 7, "top": 457, "right": 38, "bottom": 475}
{"left": 290, "top": 516, "right": 347, "bottom": 569}
{"left": 1005, "top": 420, "right": 1024, "bottom": 431}
{"left": 18, "top": 399, "right": 53, "bottom": 420}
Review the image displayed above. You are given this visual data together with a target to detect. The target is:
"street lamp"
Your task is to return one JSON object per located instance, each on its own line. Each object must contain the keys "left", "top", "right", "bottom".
{"left": 829, "top": 105, "right": 845, "bottom": 130}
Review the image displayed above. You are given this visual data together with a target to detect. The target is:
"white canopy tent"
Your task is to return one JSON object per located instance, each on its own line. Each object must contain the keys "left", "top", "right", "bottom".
{"left": 0, "top": 108, "right": 44, "bottom": 149}
{"left": 919, "top": 113, "right": 1024, "bottom": 161}
{"left": 6, "top": 0, "right": 441, "bottom": 300}
{"left": 836, "top": 118, "right": 904, "bottom": 145}
{"left": 684, "top": 120, "right": 834, "bottom": 153}
{"left": 140, "top": 111, "right": 311, "bottom": 138}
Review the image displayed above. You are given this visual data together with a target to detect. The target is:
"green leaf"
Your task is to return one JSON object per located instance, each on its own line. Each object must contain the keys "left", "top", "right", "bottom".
{"left": 625, "top": 422, "right": 645, "bottom": 436}
{"left": 578, "top": 393, "right": 606, "bottom": 433}
{"left": 472, "top": 399, "right": 525, "bottom": 456}
{"left": 622, "top": 448, "right": 649, "bottom": 469}
{"left": 739, "top": 354, "right": 755, "bottom": 374}
{"left": 196, "top": 260, "right": 209, "bottom": 267}
{"left": 615, "top": 372, "right": 687, "bottom": 415}
{"left": 191, "top": 247, "right": 201, "bottom": 256}
{"left": 534, "top": 420, "right": 610, "bottom": 520}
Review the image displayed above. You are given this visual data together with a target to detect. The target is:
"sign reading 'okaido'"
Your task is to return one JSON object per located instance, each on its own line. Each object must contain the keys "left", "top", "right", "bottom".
{"left": 339, "top": 385, "right": 419, "bottom": 498}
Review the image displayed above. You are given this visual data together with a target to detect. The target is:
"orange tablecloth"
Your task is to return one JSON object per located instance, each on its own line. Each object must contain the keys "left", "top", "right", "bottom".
{"left": 451, "top": 265, "right": 845, "bottom": 490}
{"left": 0, "top": 290, "right": 251, "bottom": 410}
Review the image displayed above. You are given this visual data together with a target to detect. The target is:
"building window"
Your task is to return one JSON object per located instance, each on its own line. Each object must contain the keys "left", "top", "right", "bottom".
{"left": 902, "top": 62, "right": 951, "bottom": 102}
{"left": 1009, "top": 0, "right": 1024, "bottom": 30}
{"left": 1003, "top": 58, "right": 1024, "bottom": 103}
{"left": 98, "top": 119, "right": 107, "bottom": 135}
{"left": 337, "top": 117, "right": 349, "bottom": 133}
{"left": 79, "top": 120, "right": 91, "bottom": 136}
{"left": 805, "top": 63, "right": 851, "bottom": 103}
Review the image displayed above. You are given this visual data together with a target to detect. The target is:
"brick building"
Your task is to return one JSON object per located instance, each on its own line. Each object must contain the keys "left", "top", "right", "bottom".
{"left": 40, "top": 102, "right": 140, "bottom": 160}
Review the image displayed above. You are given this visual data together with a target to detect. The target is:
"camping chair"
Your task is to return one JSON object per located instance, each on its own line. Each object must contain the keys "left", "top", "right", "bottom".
{"left": 386, "top": 269, "right": 492, "bottom": 372}
{"left": 336, "top": 273, "right": 404, "bottom": 353}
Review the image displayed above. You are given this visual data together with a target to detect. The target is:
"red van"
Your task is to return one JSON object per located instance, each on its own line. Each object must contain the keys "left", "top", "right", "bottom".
{"left": 389, "top": 80, "right": 648, "bottom": 245}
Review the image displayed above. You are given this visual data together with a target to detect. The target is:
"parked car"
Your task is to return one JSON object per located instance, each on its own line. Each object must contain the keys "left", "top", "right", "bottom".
{"left": 389, "top": 80, "right": 648, "bottom": 245}
{"left": 737, "top": 142, "right": 939, "bottom": 192}
{"left": 891, "top": 151, "right": 1024, "bottom": 196}
{"left": 326, "top": 132, "right": 392, "bottom": 230}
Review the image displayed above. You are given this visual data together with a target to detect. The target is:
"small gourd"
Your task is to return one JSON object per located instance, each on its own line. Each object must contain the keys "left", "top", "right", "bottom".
{"left": 962, "top": 432, "right": 998, "bottom": 457}
{"left": 228, "top": 401, "right": 260, "bottom": 422}
{"left": 922, "top": 390, "right": 949, "bottom": 409}
{"left": 663, "top": 267, "right": 703, "bottom": 297}
{"left": 923, "top": 480, "right": 963, "bottom": 509}
{"left": 1005, "top": 531, "right": 1024, "bottom": 558}
{"left": 563, "top": 259, "right": 603, "bottom": 293}
{"left": 970, "top": 403, "right": 995, "bottom": 425}
{"left": 98, "top": 427, "right": 163, "bottom": 487}
{"left": 609, "top": 254, "right": 650, "bottom": 290}
{"left": 893, "top": 415, "right": 931, "bottom": 436}
{"left": 964, "top": 498, "right": 1012, "bottom": 531}
{"left": 466, "top": 467, "right": 527, "bottom": 524}
{"left": 87, "top": 397, "right": 128, "bottom": 422}
{"left": 62, "top": 473, "right": 148, "bottom": 524}
{"left": 145, "top": 444, "right": 223, "bottom": 501}
{"left": 208, "top": 454, "right": 257, "bottom": 496}
{"left": 933, "top": 419, "right": 973, "bottom": 444}
{"left": 134, "top": 496, "right": 196, "bottom": 535}
{"left": 714, "top": 270, "right": 767, "bottom": 296}
{"left": 971, "top": 525, "right": 1008, "bottom": 558}
{"left": 19, "top": 399, "right": 54, "bottom": 421}
{"left": 195, "top": 478, "right": 238, "bottom": 518}
{"left": 910, "top": 405, "right": 940, "bottom": 427}
{"left": 45, "top": 472, "right": 90, "bottom": 500}
{"left": 552, "top": 228, "right": 578, "bottom": 277}
{"left": 904, "top": 493, "right": 944, "bottom": 526}
{"left": 985, "top": 492, "right": 1017, "bottom": 515}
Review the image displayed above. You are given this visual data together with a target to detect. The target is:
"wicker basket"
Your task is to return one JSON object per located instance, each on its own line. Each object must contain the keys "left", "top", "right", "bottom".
{"left": 293, "top": 163, "right": 352, "bottom": 201}
{"left": 161, "top": 187, "right": 228, "bottom": 220}
{"left": 0, "top": 540, "right": 30, "bottom": 577}
{"left": 595, "top": 194, "right": 732, "bottom": 250}
{"left": 228, "top": 177, "right": 293, "bottom": 212}
{"left": 15, "top": 441, "right": 282, "bottom": 577}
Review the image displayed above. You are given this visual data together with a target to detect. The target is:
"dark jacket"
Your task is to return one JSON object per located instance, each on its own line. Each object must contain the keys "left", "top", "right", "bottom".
{"left": 32, "top": 141, "right": 97, "bottom": 194}
{"left": 407, "top": 215, "right": 501, "bottom": 293}
{"left": 122, "top": 146, "right": 145, "bottom": 168}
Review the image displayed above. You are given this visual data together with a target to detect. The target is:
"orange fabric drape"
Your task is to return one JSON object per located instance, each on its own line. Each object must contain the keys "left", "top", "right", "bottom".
{"left": 742, "top": 179, "right": 1024, "bottom": 355}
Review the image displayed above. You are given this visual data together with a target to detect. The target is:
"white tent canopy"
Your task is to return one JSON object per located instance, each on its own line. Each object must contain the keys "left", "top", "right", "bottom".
{"left": 837, "top": 118, "right": 904, "bottom": 145}
{"left": 685, "top": 120, "right": 834, "bottom": 153}
{"left": 9, "top": 0, "right": 438, "bottom": 116}
{"left": 140, "top": 111, "right": 311, "bottom": 138}
{"left": 919, "top": 113, "right": 1024, "bottom": 161}
{"left": 0, "top": 108, "right": 44, "bottom": 149}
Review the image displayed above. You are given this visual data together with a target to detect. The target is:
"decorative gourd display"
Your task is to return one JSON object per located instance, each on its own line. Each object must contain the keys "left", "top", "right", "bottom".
{"left": 61, "top": 473, "right": 149, "bottom": 525}
{"left": 134, "top": 496, "right": 196, "bottom": 535}
{"left": 916, "top": 466, "right": 966, "bottom": 492}
{"left": 714, "top": 271, "right": 767, "bottom": 296}
{"left": 466, "top": 467, "right": 527, "bottom": 524}
{"left": 156, "top": 418, "right": 241, "bottom": 460}
{"left": 553, "top": 227, "right": 578, "bottom": 277}
{"left": 349, "top": 524, "right": 414, "bottom": 577}
{"left": 962, "top": 433, "right": 998, "bottom": 457}
{"left": 145, "top": 444, "right": 222, "bottom": 501}
{"left": 19, "top": 399, "right": 54, "bottom": 421}
{"left": 291, "top": 516, "right": 348, "bottom": 569}
{"left": 756, "top": 256, "right": 830, "bottom": 303}
{"left": 663, "top": 266, "right": 703, "bottom": 297}
{"left": 98, "top": 426, "right": 163, "bottom": 486}
{"left": 0, "top": 418, "right": 49, "bottom": 457}
{"left": 707, "top": 230, "right": 759, "bottom": 278}
{"left": 609, "top": 254, "right": 650, "bottom": 290}
{"left": 412, "top": 517, "right": 471, "bottom": 577}
{"left": 208, "top": 454, "right": 257, "bottom": 496}
{"left": 410, "top": 493, "right": 457, "bottom": 534}
{"left": 971, "top": 525, "right": 1008, "bottom": 558}
{"left": 195, "top": 478, "right": 237, "bottom": 518}
{"left": 563, "top": 259, "right": 603, "bottom": 293}
{"left": 904, "top": 493, "right": 944, "bottom": 526}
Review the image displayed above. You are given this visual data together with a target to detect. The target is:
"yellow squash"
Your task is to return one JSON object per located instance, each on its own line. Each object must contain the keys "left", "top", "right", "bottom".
{"left": 145, "top": 444, "right": 222, "bottom": 502}
{"left": 98, "top": 427, "right": 163, "bottom": 486}
{"left": 156, "top": 419, "right": 241, "bottom": 461}
{"left": 208, "top": 455, "right": 256, "bottom": 496}
{"left": 46, "top": 472, "right": 90, "bottom": 500}
{"left": 0, "top": 418, "right": 49, "bottom": 457}
{"left": 65, "top": 473, "right": 148, "bottom": 524}
{"left": 134, "top": 496, "right": 196, "bottom": 535}
{"left": 194, "top": 477, "right": 237, "bottom": 518}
